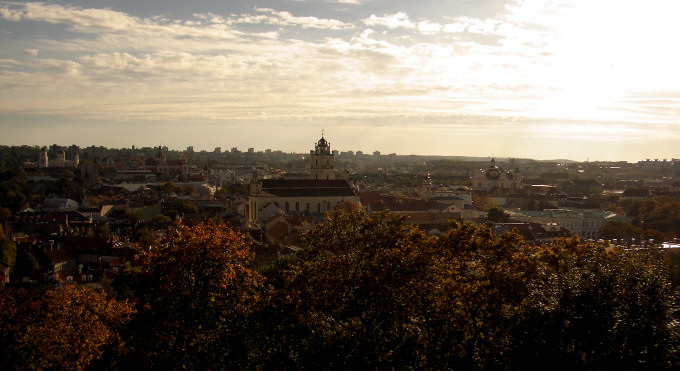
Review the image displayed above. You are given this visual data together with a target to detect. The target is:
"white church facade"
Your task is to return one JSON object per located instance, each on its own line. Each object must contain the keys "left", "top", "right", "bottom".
{"left": 471, "top": 159, "right": 523, "bottom": 194}
{"left": 38, "top": 147, "right": 79, "bottom": 168}
{"left": 248, "top": 135, "right": 359, "bottom": 223}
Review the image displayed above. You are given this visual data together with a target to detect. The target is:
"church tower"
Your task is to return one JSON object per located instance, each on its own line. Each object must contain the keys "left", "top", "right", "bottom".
{"left": 39, "top": 146, "right": 48, "bottom": 168}
{"left": 310, "top": 133, "right": 335, "bottom": 180}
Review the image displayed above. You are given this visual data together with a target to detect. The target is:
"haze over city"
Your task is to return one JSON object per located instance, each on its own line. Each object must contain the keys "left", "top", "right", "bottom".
{"left": 1, "top": 0, "right": 679, "bottom": 161}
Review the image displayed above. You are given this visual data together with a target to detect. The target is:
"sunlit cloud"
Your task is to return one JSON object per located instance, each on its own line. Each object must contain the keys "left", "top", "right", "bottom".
{"left": 362, "top": 12, "right": 415, "bottom": 29}
{"left": 0, "top": 1, "right": 678, "bottom": 160}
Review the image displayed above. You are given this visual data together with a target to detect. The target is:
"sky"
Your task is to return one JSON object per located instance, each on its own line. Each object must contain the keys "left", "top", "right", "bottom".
{"left": 1, "top": 0, "right": 679, "bottom": 161}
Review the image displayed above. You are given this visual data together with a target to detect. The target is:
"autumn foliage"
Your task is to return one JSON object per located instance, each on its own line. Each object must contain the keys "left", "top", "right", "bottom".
{"left": 2, "top": 212, "right": 679, "bottom": 369}
{"left": 0, "top": 284, "right": 134, "bottom": 370}
{"left": 127, "top": 221, "right": 266, "bottom": 370}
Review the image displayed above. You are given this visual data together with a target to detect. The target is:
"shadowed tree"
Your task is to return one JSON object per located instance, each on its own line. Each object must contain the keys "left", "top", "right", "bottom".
{"left": 511, "top": 238, "right": 678, "bottom": 370}
{"left": 262, "top": 210, "right": 679, "bottom": 369}
{"left": 261, "top": 209, "right": 433, "bottom": 369}
{"left": 128, "top": 221, "right": 266, "bottom": 370}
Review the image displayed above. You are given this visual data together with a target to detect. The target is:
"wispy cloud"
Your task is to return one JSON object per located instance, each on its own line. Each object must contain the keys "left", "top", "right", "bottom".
{"left": 362, "top": 12, "right": 415, "bottom": 29}
{"left": 233, "top": 8, "right": 354, "bottom": 30}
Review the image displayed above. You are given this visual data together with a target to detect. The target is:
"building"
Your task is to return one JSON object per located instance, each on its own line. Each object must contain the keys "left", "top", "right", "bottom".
{"left": 249, "top": 177, "right": 358, "bottom": 223}
{"left": 309, "top": 135, "right": 335, "bottom": 180}
{"left": 508, "top": 208, "right": 625, "bottom": 240}
{"left": 248, "top": 135, "right": 360, "bottom": 223}
{"left": 471, "top": 159, "right": 522, "bottom": 194}
{"left": 38, "top": 146, "right": 79, "bottom": 168}
{"left": 138, "top": 146, "right": 189, "bottom": 175}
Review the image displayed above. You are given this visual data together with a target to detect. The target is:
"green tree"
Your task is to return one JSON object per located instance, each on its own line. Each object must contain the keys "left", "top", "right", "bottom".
{"left": 12, "top": 248, "right": 38, "bottom": 279}
{"left": 100, "top": 223, "right": 112, "bottom": 239}
{"left": 159, "top": 181, "right": 181, "bottom": 195}
{"left": 149, "top": 214, "right": 172, "bottom": 226}
{"left": 182, "top": 184, "right": 197, "bottom": 197}
{"left": 512, "top": 238, "right": 677, "bottom": 369}
{"left": 214, "top": 187, "right": 229, "bottom": 199}
{"left": 599, "top": 220, "right": 642, "bottom": 241}
{"left": 487, "top": 207, "right": 510, "bottom": 223}
{"left": 473, "top": 195, "right": 495, "bottom": 211}
{"left": 0, "top": 237, "right": 16, "bottom": 271}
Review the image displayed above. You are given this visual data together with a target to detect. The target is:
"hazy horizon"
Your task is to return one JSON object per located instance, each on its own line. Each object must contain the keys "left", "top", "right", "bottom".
{"left": 1, "top": 1, "right": 679, "bottom": 162}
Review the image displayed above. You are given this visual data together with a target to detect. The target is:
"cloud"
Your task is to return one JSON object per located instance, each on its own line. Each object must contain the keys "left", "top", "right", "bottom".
{"left": 327, "top": 0, "right": 366, "bottom": 4}
{"left": 362, "top": 12, "right": 415, "bottom": 29}
{"left": 234, "top": 8, "right": 354, "bottom": 30}
{"left": 0, "top": 1, "right": 137, "bottom": 31}
{"left": 417, "top": 21, "right": 442, "bottom": 35}
{"left": 0, "top": 0, "right": 679, "bottom": 160}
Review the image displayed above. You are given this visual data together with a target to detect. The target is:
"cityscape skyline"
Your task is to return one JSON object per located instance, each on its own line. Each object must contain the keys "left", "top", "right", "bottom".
{"left": 1, "top": 1, "right": 679, "bottom": 162}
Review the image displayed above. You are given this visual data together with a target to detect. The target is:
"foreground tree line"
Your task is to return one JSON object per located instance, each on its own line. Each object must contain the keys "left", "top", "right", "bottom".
{"left": 2, "top": 210, "right": 679, "bottom": 370}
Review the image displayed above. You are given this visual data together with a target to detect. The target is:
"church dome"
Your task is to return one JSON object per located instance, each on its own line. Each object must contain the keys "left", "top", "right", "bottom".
{"left": 314, "top": 135, "right": 331, "bottom": 155}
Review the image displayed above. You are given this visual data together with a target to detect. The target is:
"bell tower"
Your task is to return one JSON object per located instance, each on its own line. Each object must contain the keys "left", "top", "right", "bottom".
{"left": 310, "top": 132, "right": 335, "bottom": 180}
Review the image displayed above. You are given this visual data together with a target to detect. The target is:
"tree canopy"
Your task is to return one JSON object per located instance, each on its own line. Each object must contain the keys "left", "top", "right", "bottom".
{"left": 2, "top": 211, "right": 678, "bottom": 369}
{"left": 0, "top": 284, "right": 134, "bottom": 370}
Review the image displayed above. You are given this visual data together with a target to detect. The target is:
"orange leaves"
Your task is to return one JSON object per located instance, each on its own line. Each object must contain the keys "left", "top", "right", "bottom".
{"left": 130, "top": 220, "right": 267, "bottom": 369}
{"left": 0, "top": 284, "right": 134, "bottom": 370}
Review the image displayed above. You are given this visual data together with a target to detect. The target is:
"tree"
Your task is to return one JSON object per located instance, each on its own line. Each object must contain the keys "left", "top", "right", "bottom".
{"left": 262, "top": 209, "right": 432, "bottom": 369}
{"left": 420, "top": 222, "right": 533, "bottom": 369}
{"left": 182, "top": 184, "right": 197, "bottom": 197}
{"left": 149, "top": 214, "right": 172, "bottom": 226}
{"left": 511, "top": 238, "right": 677, "bottom": 369}
{"left": 0, "top": 207, "right": 11, "bottom": 224}
{"left": 100, "top": 223, "right": 112, "bottom": 239}
{"left": 643, "top": 228, "right": 666, "bottom": 243}
{"left": 214, "top": 187, "right": 229, "bottom": 199}
{"left": 128, "top": 221, "right": 266, "bottom": 370}
{"left": 0, "top": 224, "right": 15, "bottom": 270}
{"left": 0, "top": 236, "right": 16, "bottom": 271}
{"left": 599, "top": 220, "right": 641, "bottom": 241}
{"left": 473, "top": 195, "right": 495, "bottom": 211}
{"left": 0, "top": 284, "right": 134, "bottom": 370}
{"left": 487, "top": 207, "right": 510, "bottom": 223}
{"left": 11, "top": 248, "right": 38, "bottom": 279}
{"left": 262, "top": 210, "right": 679, "bottom": 369}
{"left": 159, "top": 181, "right": 181, "bottom": 195}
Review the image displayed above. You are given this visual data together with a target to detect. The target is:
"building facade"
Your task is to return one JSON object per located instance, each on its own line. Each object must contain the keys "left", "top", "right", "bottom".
{"left": 38, "top": 146, "right": 79, "bottom": 168}
{"left": 248, "top": 135, "right": 359, "bottom": 223}
{"left": 471, "top": 159, "right": 522, "bottom": 194}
